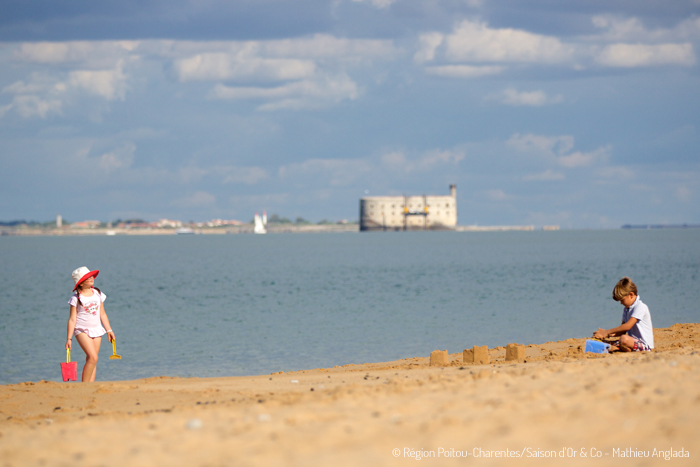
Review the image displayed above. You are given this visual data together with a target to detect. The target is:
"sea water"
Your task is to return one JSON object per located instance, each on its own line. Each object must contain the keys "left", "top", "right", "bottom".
{"left": 0, "top": 229, "right": 698, "bottom": 384}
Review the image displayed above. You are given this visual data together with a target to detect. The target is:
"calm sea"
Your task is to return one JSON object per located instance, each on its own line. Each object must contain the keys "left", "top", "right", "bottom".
{"left": 0, "top": 230, "right": 698, "bottom": 384}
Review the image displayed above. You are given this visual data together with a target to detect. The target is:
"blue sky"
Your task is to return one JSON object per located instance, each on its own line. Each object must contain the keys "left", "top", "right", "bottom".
{"left": 1, "top": 0, "right": 699, "bottom": 227}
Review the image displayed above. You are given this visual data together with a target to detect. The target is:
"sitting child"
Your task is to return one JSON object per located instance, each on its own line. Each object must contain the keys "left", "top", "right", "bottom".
{"left": 593, "top": 277, "right": 654, "bottom": 352}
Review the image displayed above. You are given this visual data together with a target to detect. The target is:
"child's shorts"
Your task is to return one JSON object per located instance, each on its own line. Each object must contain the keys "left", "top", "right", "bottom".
{"left": 630, "top": 335, "right": 651, "bottom": 352}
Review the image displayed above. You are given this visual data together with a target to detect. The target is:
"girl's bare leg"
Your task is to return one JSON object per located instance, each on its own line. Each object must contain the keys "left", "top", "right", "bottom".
{"left": 90, "top": 337, "right": 102, "bottom": 382}
{"left": 76, "top": 334, "right": 101, "bottom": 382}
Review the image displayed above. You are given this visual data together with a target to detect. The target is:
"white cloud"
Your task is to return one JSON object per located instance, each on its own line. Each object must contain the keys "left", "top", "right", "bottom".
{"left": 3, "top": 75, "right": 67, "bottom": 95}
{"left": 507, "top": 133, "right": 610, "bottom": 168}
{"left": 175, "top": 52, "right": 316, "bottom": 82}
{"left": 380, "top": 151, "right": 406, "bottom": 167}
{"left": 416, "top": 148, "right": 465, "bottom": 169}
{"left": 2, "top": 74, "right": 67, "bottom": 118}
{"left": 168, "top": 35, "right": 393, "bottom": 110}
{"left": 414, "top": 33, "right": 444, "bottom": 64}
{"left": 69, "top": 62, "right": 127, "bottom": 100}
{"left": 229, "top": 193, "right": 291, "bottom": 207}
{"left": 676, "top": 186, "right": 692, "bottom": 202}
{"left": 424, "top": 65, "right": 505, "bottom": 78}
{"left": 14, "top": 41, "right": 139, "bottom": 68}
{"left": 596, "top": 43, "right": 695, "bottom": 67}
{"left": 148, "top": 35, "right": 396, "bottom": 62}
{"left": 177, "top": 167, "right": 208, "bottom": 184}
{"left": 591, "top": 16, "right": 649, "bottom": 41}
{"left": 416, "top": 16, "right": 699, "bottom": 76}
{"left": 8, "top": 95, "right": 63, "bottom": 119}
{"left": 172, "top": 34, "right": 396, "bottom": 83}
{"left": 174, "top": 165, "right": 268, "bottom": 185}
{"left": 351, "top": 0, "right": 396, "bottom": 9}
{"left": 261, "top": 35, "right": 396, "bottom": 60}
{"left": 0, "top": 60, "right": 127, "bottom": 119}
{"left": 5, "top": 36, "right": 396, "bottom": 117}
{"left": 210, "top": 74, "right": 359, "bottom": 110}
{"left": 591, "top": 15, "right": 700, "bottom": 43}
{"left": 488, "top": 88, "right": 562, "bottom": 106}
{"left": 595, "top": 166, "right": 635, "bottom": 180}
{"left": 444, "top": 20, "right": 574, "bottom": 64}
{"left": 557, "top": 146, "right": 610, "bottom": 168}
{"left": 482, "top": 189, "right": 509, "bottom": 201}
{"left": 98, "top": 143, "right": 135, "bottom": 171}
{"left": 16, "top": 42, "right": 91, "bottom": 63}
{"left": 507, "top": 133, "right": 574, "bottom": 157}
{"left": 278, "top": 158, "right": 372, "bottom": 186}
{"left": 587, "top": 16, "right": 698, "bottom": 67}
{"left": 172, "top": 191, "right": 217, "bottom": 208}
{"left": 0, "top": 102, "right": 12, "bottom": 118}
{"left": 380, "top": 147, "right": 465, "bottom": 173}
{"left": 522, "top": 170, "right": 565, "bottom": 181}
{"left": 222, "top": 167, "right": 269, "bottom": 185}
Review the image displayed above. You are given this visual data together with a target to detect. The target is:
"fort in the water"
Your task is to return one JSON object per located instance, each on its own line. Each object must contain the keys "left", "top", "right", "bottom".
{"left": 359, "top": 185, "right": 457, "bottom": 231}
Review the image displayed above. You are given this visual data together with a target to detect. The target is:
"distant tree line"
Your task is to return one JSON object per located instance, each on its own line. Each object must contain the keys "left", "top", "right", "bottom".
{"left": 0, "top": 220, "right": 60, "bottom": 227}
{"left": 112, "top": 218, "right": 147, "bottom": 225}
{"left": 255, "top": 214, "right": 356, "bottom": 225}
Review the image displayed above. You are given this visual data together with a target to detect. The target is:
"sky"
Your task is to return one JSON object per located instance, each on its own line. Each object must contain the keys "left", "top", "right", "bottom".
{"left": 1, "top": 0, "right": 699, "bottom": 228}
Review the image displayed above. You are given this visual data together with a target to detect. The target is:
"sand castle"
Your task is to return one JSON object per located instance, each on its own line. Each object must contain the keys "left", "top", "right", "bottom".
{"left": 506, "top": 343, "right": 526, "bottom": 362}
{"left": 429, "top": 349, "right": 449, "bottom": 366}
{"left": 464, "top": 345, "right": 490, "bottom": 364}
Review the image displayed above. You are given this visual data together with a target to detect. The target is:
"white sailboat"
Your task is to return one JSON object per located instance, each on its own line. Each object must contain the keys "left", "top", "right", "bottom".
{"left": 254, "top": 212, "right": 267, "bottom": 234}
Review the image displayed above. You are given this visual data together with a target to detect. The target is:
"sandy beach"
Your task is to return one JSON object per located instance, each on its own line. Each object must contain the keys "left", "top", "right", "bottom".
{"left": 1, "top": 323, "right": 698, "bottom": 466}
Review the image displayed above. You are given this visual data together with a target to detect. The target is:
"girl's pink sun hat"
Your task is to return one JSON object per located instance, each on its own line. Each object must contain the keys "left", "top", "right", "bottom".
{"left": 72, "top": 266, "right": 99, "bottom": 291}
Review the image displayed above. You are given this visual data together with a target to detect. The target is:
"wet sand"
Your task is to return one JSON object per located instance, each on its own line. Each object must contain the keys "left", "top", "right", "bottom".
{"left": 1, "top": 323, "right": 698, "bottom": 466}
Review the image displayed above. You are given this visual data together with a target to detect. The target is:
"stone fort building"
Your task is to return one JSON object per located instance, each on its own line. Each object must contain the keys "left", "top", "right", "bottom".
{"left": 360, "top": 185, "right": 457, "bottom": 231}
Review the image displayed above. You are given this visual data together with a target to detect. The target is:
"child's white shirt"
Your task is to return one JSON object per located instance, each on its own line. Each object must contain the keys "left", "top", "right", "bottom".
{"left": 622, "top": 295, "right": 654, "bottom": 348}
{"left": 68, "top": 288, "right": 107, "bottom": 338}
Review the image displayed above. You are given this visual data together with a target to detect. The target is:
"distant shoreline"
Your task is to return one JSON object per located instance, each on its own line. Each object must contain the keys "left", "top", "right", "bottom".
{"left": 0, "top": 224, "right": 360, "bottom": 236}
{"left": 1, "top": 224, "right": 564, "bottom": 236}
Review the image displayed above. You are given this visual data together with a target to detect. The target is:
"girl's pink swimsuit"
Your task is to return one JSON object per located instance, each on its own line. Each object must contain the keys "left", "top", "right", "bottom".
{"left": 68, "top": 288, "right": 107, "bottom": 338}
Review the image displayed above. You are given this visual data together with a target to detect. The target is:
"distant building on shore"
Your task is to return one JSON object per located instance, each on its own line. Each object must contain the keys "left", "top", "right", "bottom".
{"left": 156, "top": 218, "right": 182, "bottom": 228}
{"left": 360, "top": 185, "right": 457, "bottom": 231}
{"left": 70, "top": 220, "right": 101, "bottom": 229}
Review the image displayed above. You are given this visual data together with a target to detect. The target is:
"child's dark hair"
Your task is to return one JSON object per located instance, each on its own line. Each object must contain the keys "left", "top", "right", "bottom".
{"left": 612, "top": 277, "right": 637, "bottom": 301}
{"left": 74, "top": 283, "right": 102, "bottom": 308}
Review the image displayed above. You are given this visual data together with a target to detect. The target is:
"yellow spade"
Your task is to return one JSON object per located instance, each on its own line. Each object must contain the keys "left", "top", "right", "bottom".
{"left": 109, "top": 340, "right": 122, "bottom": 360}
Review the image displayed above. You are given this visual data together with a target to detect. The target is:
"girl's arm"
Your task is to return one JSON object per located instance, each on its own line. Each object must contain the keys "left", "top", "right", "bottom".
{"left": 66, "top": 306, "right": 77, "bottom": 350}
{"left": 100, "top": 302, "right": 115, "bottom": 343}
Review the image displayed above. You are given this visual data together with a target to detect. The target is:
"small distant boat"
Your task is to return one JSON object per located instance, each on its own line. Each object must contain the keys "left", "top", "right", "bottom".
{"left": 176, "top": 227, "right": 195, "bottom": 235}
{"left": 106, "top": 230, "right": 116, "bottom": 236}
{"left": 254, "top": 212, "right": 267, "bottom": 234}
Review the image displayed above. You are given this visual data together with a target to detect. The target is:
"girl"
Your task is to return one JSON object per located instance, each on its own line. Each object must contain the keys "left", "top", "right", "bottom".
{"left": 66, "top": 267, "right": 116, "bottom": 382}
